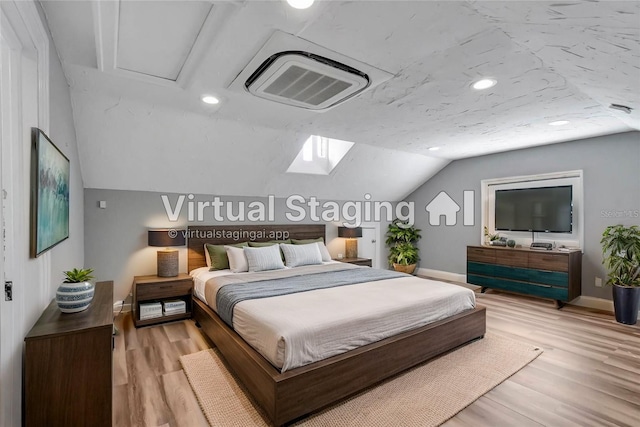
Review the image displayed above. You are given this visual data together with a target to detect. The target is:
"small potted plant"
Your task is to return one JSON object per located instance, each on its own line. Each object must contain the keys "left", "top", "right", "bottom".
{"left": 483, "top": 226, "right": 500, "bottom": 245}
{"left": 56, "top": 268, "right": 96, "bottom": 313}
{"left": 600, "top": 225, "right": 640, "bottom": 325}
{"left": 386, "top": 219, "right": 421, "bottom": 274}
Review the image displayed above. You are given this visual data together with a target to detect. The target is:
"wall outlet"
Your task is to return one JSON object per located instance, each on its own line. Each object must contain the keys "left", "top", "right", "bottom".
{"left": 595, "top": 277, "right": 603, "bottom": 288}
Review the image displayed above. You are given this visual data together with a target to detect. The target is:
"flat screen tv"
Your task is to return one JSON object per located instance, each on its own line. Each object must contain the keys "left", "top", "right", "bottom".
{"left": 495, "top": 185, "right": 573, "bottom": 233}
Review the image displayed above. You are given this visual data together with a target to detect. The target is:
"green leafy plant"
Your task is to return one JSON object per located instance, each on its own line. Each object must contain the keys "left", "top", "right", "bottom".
{"left": 483, "top": 226, "right": 500, "bottom": 241}
{"left": 600, "top": 225, "right": 640, "bottom": 287}
{"left": 386, "top": 219, "right": 422, "bottom": 266}
{"left": 63, "top": 268, "right": 95, "bottom": 283}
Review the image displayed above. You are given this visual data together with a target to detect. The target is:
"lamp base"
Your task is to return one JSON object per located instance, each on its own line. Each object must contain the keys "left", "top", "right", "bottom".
{"left": 345, "top": 239, "right": 358, "bottom": 259}
{"left": 157, "top": 249, "right": 179, "bottom": 277}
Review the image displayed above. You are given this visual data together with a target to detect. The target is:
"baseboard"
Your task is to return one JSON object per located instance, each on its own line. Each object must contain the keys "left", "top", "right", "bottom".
{"left": 113, "top": 301, "right": 131, "bottom": 315}
{"left": 416, "top": 268, "right": 481, "bottom": 291}
{"left": 569, "top": 296, "right": 614, "bottom": 313}
{"left": 417, "top": 269, "right": 627, "bottom": 315}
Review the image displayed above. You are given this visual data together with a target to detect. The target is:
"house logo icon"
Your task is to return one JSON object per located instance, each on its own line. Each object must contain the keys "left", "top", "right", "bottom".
{"left": 425, "top": 191, "right": 475, "bottom": 226}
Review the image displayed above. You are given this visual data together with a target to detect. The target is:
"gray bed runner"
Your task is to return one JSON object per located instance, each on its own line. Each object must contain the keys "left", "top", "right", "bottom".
{"left": 216, "top": 265, "right": 408, "bottom": 326}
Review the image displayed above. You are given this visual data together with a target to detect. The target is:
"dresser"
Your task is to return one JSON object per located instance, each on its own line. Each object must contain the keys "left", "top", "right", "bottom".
{"left": 24, "top": 281, "right": 113, "bottom": 427}
{"left": 467, "top": 246, "right": 582, "bottom": 307}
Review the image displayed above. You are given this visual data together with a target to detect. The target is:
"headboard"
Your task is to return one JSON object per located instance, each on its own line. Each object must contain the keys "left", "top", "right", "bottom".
{"left": 187, "top": 224, "right": 326, "bottom": 272}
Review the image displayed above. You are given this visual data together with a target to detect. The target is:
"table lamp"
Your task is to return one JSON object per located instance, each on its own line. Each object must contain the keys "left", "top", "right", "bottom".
{"left": 338, "top": 226, "right": 362, "bottom": 259}
{"left": 148, "top": 229, "right": 186, "bottom": 277}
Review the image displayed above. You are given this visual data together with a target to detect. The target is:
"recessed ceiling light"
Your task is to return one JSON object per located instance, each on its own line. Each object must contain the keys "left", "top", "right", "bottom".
{"left": 201, "top": 95, "right": 219, "bottom": 105}
{"left": 549, "top": 120, "right": 569, "bottom": 126}
{"left": 472, "top": 78, "right": 497, "bottom": 90}
{"left": 428, "top": 146, "right": 441, "bottom": 151}
{"left": 286, "top": 0, "right": 315, "bottom": 9}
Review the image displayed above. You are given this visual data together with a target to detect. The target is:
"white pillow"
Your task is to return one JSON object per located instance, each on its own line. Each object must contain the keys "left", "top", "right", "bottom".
{"left": 225, "top": 245, "right": 249, "bottom": 273}
{"left": 316, "top": 242, "right": 332, "bottom": 262}
{"left": 204, "top": 244, "right": 212, "bottom": 267}
{"left": 244, "top": 245, "right": 285, "bottom": 272}
{"left": 281, "top": 243, "right": 323, "bottom": 267}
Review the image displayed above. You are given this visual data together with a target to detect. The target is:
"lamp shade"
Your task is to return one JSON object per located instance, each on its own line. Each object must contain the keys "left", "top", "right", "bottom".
{"left": 148, "top": 229, "right": 186, "bottom": 247}
{"left": 338, "top": 227, "right": 362, "bottom": 238}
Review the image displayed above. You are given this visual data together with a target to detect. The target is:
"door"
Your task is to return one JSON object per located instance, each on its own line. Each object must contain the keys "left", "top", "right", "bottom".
{"left": 359, "top": 226, "right": 379, "bottom": 268}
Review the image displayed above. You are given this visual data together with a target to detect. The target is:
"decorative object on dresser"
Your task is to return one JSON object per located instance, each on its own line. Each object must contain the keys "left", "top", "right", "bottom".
{"left": 338, "top": 226, "right": 362, "bottom": 258}
{"left": 467, "top": 245, "right": 581, "bottom": 308}
{"left": 600, "top": 224, "right": 640, "bottom": 325}
{"left": 56, "top": 267, "right": 95, "bottom": 313}
{"left": 386, "top": 219, "right": 421, "bottom": 274}
{"left": 335, "top": 257, "right": 372, "bottom": 267}
{"left": 132, "top": 274, "right": 193, "bottom": 327}
{"left": 148, "top": 228, "right": 186, "bottom": 277}
{"left": 24, "top": 281, "right": 113, "bottom": 427}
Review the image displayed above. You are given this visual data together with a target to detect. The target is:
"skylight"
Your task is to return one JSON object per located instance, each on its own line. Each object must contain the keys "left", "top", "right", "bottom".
{"left": 287, "top": 135, "right": 355, "bottom": 175}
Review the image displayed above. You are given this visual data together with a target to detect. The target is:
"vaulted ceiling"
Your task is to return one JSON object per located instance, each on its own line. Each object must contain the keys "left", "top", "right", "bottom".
{"left": 41, "top": 0, "right": 640, "bottom": 201}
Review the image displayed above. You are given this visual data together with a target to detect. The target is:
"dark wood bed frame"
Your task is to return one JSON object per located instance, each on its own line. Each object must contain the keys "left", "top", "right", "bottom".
{"left": 188, "top": 224, "right": 486, "bottom": 426}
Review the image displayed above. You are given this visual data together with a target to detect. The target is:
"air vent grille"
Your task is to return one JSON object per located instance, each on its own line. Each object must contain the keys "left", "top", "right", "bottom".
{"left": 245, "top": 52, "right": 369, "bottom": 110}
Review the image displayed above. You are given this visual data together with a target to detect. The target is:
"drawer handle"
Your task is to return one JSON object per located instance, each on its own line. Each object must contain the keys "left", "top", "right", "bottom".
{"left": 159, "top": 285, "right": 174, "bottom": 289}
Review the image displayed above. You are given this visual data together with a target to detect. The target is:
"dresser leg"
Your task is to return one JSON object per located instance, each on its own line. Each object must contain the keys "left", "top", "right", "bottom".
{"left": 480, "top": 287, "right": 488, "bottom": 293}
{"left": 555, "top": 300, "right": 565, "bottom": 309}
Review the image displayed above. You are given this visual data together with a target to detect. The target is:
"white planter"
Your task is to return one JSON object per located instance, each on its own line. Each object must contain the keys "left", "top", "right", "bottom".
{"left": 56, "top": 281, "right": 95, "bottom": 313}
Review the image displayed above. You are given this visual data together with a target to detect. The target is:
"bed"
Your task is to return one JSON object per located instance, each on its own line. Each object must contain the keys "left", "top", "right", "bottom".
{"left": 188, "top": 224, "right": 486, "bottom": 426}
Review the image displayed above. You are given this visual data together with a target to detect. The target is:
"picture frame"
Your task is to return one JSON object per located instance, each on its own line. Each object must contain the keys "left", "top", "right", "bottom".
{"left": 30, "top": 128, "right": 70, "bottom": 258}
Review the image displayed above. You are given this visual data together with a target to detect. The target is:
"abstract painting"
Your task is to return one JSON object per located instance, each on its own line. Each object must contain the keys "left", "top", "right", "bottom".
{"left": 30, "top": 128, "right": 69, "bottom": 257}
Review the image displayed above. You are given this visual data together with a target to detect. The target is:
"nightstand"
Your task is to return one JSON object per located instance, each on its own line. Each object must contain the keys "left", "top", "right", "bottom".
{"left": 132, "top": 274, "right": 193, "bottom": 327}
{"left": 335, "top": 257, "right": 372, "bottom": 267}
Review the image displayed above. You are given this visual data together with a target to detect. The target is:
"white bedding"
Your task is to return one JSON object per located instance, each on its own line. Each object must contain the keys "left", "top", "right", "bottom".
{"left": 191, "top": 265, "right": 476, "bottom": 372}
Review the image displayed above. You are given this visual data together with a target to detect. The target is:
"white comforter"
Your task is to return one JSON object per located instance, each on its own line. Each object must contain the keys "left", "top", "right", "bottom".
{"left": 191, "top": 265, "right": 476, "bottom": 372}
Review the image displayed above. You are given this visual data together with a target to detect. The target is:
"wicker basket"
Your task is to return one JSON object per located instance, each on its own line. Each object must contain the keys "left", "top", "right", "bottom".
{"left": 393, "top": 263, "right": 416, "bottom": 274}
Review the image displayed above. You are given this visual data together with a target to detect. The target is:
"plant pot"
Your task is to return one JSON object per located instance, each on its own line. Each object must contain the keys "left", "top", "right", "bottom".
{"left": 612, "top": 284, "right": 640, "bottom": 325}
{"left": 393, "top": 263, "right": 416, "bottom": 274}
{"left": 56, "top": 281, "right": 95, "bottom": 313}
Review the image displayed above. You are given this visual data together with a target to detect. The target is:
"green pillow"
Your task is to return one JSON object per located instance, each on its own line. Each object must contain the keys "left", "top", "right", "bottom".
{"left": 247, "top": 239, "right": 292, "bottom": 247}
{"left": 291, "top": 237, "right": 324, "bottom": 245}
{"left": 248, "top": 240, "right": 291, "bottom": 260}
{"left": 206, "top": 242, "right": 248, "bottom": 271}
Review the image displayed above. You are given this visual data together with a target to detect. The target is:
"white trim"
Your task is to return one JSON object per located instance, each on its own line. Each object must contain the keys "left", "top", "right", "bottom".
{"left": 569, "top": 296, "right": 613, "bottom": 313}
{"left": 113, "top": 301, "right": 131, "bottom": 314}
{"left": 480, "top": 170, "right": 584, "bottom": 250}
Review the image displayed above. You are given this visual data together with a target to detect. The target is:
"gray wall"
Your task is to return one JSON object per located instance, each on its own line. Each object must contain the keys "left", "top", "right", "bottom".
{"left": 84, "top": 189, "right": 393, "bottom": 302}
{"left": 405, "top": 131, "right": 640, "bottom": 299}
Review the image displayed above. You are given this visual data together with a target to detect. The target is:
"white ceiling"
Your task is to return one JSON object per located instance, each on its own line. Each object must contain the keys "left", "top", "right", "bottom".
{"left": 40, "top": 0, "right": 640, "bottom": 201}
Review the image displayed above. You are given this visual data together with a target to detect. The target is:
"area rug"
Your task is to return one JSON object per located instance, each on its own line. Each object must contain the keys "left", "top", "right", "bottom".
{"left": 180, "top": 333, "right": 542, "bottom": 426}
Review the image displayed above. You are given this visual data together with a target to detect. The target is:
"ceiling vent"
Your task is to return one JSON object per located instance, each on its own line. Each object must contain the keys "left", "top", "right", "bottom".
{"left": 245, "top": 52, "right": 370, "bottom": 110}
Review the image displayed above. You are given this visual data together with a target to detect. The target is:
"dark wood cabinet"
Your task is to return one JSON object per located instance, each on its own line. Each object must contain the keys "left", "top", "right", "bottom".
{"left": 467, "top": 246, "right": 581, "bottom": 306}
{"left": 132, "top": 274, "right": 193, "bottom": 327}
{"left": 24, "top": 281, "right": 113, "bottom": 427}
{"left": 335, "top": 257, "right": 373, "bottom": 267}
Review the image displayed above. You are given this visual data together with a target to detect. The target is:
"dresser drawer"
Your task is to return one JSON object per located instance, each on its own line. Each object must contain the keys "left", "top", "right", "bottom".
{"left": 467, "top": 247, "right": 495, "bottom": 263}
{"left": 467, "top": 262, "right": 494, "bottom": 276}
{"left": 529, "top": 270, "right": 568, "bottom": 287}
{"left": 495, "top": 250, "right": 528, "bottom": 268}
{"left": 528, "top": 252, "right": 569, "bottom": 272}
{"left": 136, "top": 279, "right": 192, "bottom": 300}
{"left": 494, "top": 265, "right": 530, "bottom": 282}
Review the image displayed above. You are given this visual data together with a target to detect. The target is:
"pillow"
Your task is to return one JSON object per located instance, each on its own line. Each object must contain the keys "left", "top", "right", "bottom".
{"left": 291, "top": 237, "right": 331, "bottom": 262}
{"left": 247, "top": 239, "right": 292, "bottom": 247}
{"left": 225, "top": 245, "right": 249, "bottom": 273}
{"left": 291, "top": 237, "right": 323, "bottom": 245}
{"left": 204, "top": 244, "right": 212, "bottom": 267}
{"left": 243, "top": 245, "right": 285, "bottom": 272}
{"left": 248, "top": 240, "right": 291, "bottom": 261}
{"left": 206, "top": 242, "right": 248, "bottom": 270}
{"left": 280, "top": 243, "right": 323, "bottom": 268}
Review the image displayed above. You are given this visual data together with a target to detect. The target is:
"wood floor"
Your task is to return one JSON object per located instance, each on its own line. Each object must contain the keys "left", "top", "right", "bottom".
{"left": 113, "top": 289, "right": 640, "bottom": 427}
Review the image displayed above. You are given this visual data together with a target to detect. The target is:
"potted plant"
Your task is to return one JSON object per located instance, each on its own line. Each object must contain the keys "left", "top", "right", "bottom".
{"left": 56, "top": 268, "right": 96, "bottom": 313}
{"left": 386, "top": 219, "right": 421, "bottom": 274}
{"left": 483, "top": 226, "right": 500, "bottom": 245}
{"left": 600, "top": 225, "right": 640, "bottom": 325}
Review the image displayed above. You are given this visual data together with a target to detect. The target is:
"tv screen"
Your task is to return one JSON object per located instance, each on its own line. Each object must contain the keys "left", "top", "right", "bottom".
{"left": 495, "top": 186, "right": 573, "bottom": 233}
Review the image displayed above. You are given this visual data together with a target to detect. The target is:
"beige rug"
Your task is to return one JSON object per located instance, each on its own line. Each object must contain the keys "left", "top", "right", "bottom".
{"left": 180, "top": 333, "right": 542, "bottom": 426}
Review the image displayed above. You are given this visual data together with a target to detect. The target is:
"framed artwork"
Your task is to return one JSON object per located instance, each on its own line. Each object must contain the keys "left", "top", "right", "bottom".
{"left": 30, "top": 128, "right": 70, "bottom": 258}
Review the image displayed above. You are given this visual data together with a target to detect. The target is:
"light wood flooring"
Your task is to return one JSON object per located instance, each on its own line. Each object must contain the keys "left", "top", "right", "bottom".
{"left": 114, "top": 289, "right": 640, "bottom": 426}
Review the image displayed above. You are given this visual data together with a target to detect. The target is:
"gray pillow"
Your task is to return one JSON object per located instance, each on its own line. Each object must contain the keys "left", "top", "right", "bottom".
{"left": 244, "top": 245, "right": 285, "bottom": 272}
